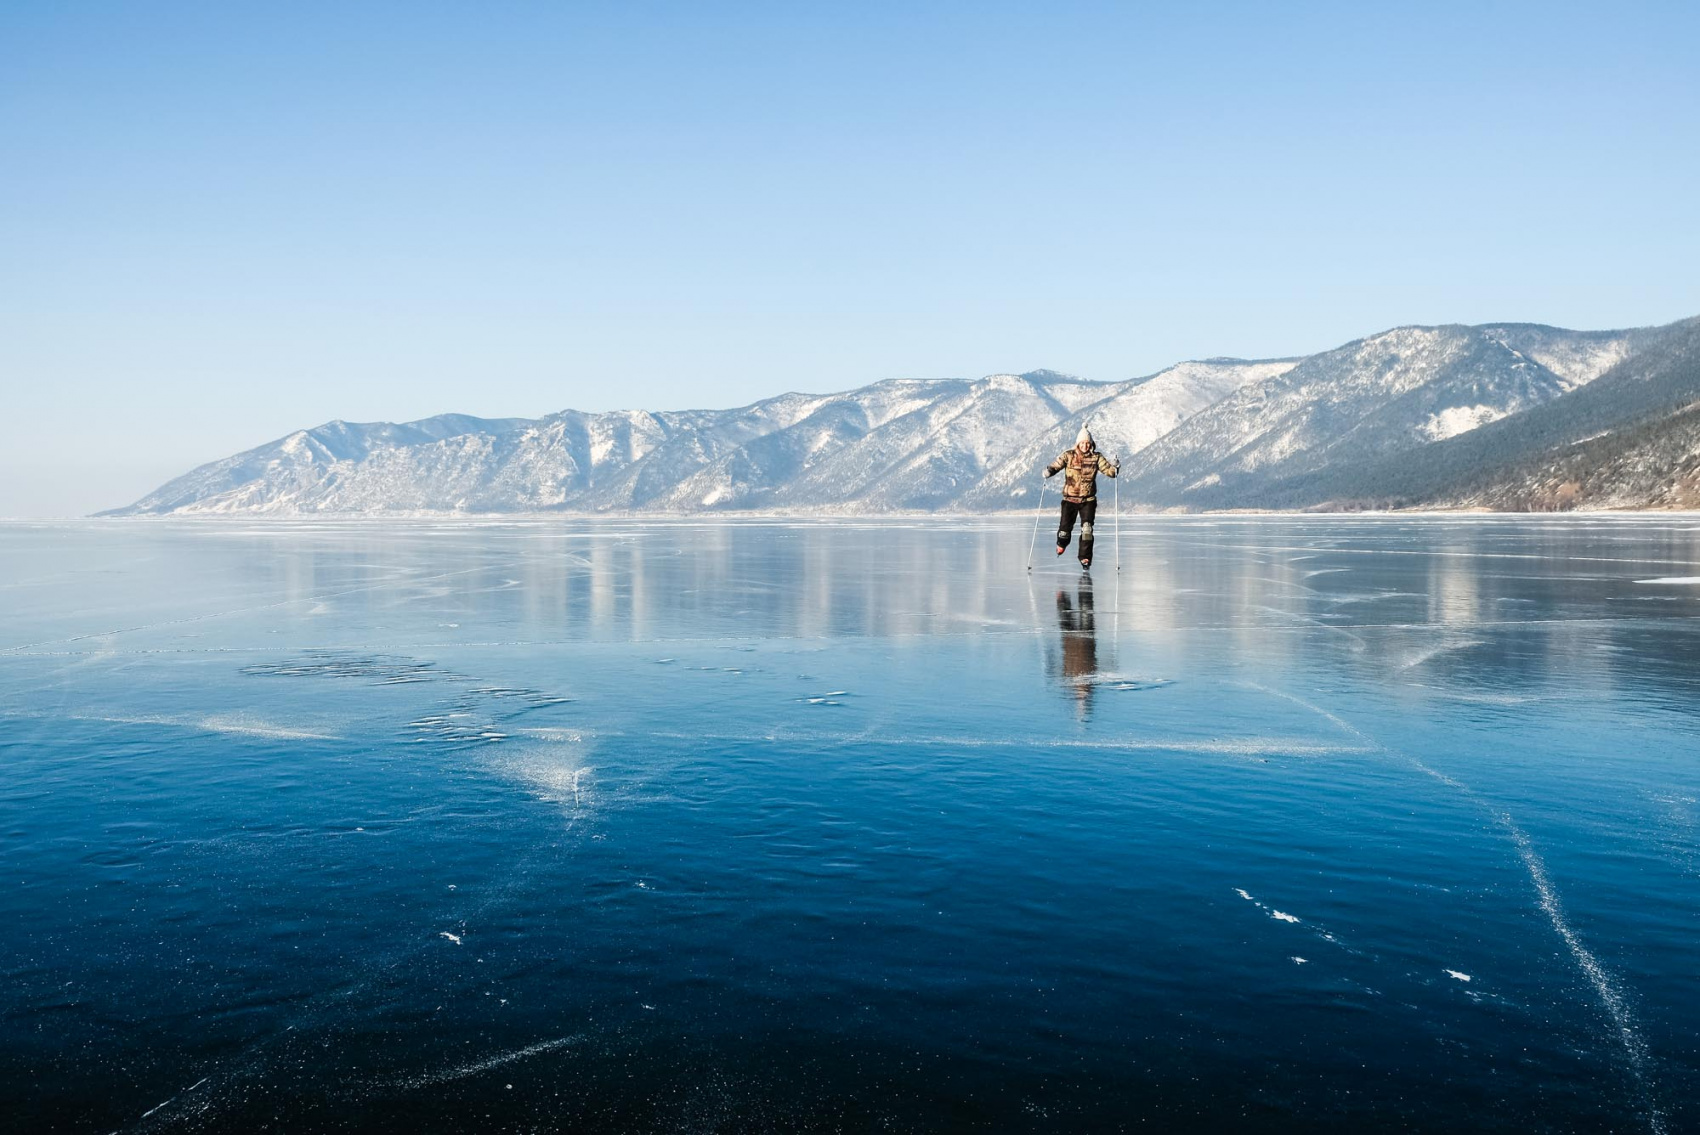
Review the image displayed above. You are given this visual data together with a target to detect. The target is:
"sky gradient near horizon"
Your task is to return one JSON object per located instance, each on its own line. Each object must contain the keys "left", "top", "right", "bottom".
{"left": 3, "top": 1, "right": 1698, "bottom": 516}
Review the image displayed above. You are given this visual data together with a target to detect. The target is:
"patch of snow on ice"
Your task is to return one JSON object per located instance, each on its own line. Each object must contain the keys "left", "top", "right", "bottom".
{"left": 197, "top": 713, "right": 338, "bottom": 740}
{"left": 391, "top": 1036, "right": 581, "bottom": 1090}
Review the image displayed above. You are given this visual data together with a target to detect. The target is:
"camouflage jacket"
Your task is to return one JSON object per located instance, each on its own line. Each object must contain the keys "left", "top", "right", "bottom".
{"left": 1046, "top": 446, "right": 1117, "bottom": 502}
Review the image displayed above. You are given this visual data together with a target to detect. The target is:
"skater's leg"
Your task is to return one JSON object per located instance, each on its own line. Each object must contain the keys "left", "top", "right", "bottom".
{"left": 1079, "top": 499, "right": 1098, "bottom": 565}
{"left": 1057, "top": 500, "right": 1079, "bottom": 554}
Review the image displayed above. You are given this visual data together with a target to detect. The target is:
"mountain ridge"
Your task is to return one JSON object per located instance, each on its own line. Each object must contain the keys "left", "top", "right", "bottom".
{"left": 102, "top": 317, "right": 1699, "bottom": 517}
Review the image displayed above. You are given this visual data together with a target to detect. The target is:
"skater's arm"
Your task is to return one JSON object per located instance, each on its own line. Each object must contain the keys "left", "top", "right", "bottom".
{"left": 1044, "top": 452, "right": 1067, "bottom": 477}
{"left": 1098, "top": 453, "right": 1119, "bottom": 477}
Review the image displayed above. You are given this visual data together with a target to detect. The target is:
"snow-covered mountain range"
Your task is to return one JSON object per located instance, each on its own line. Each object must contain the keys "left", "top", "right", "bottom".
{"left": 104, "top": 316, "right": 1699, "bottom": 516}
{"left": 1116, "top": 323, "right": 1654, "bottom": 509}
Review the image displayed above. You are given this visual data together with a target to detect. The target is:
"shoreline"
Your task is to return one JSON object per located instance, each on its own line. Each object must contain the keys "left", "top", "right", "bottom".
{"left": 10, "top": 508, "right": 1700, "bottom": 525}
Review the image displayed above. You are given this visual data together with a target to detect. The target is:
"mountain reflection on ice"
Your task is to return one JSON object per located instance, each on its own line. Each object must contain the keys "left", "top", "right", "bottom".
{"left": 1, "top": 516, "right": 1698, "bottom": 1133}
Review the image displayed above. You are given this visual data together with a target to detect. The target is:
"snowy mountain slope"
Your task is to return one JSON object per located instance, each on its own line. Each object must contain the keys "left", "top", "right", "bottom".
{"left": 1440, "top": 400, "right": 1700, "bottom": 511}
{"left": 591, "top": 374, "right": 1106, "bottom": 512}
{"left": 114, "top": 415, "right": 535, "bottom": 515}
{"left": 959, "top": 359, "right": 1300, "bottom": 509}
{"left": 559, "top": 395, "right": 848, "bottom": 510}
{"left": 1198, "top": 316, "right": 1700, "bottom": 511}
{"left": 1118, "top": 326, "right": 1589, "bottom": 506}
{"left": 778, "top": 372, "right": 1104, "bottom": 511}
{"left": 1374, "top": 317, "right": 1700, "bottom": 509}
{"left": 1475, "top": 323, "right": 1656, "bottom": 389}
{"left": 105, "top": 317, "right": 1692, "bottom": 517}
{"left": 105, "top": 373, "right": 1107, "bottom": 516}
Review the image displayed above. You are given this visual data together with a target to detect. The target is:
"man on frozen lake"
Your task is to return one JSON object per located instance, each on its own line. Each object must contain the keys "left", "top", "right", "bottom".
{"left": 1045, "top": 426, "right": 1118, "bottom": 568}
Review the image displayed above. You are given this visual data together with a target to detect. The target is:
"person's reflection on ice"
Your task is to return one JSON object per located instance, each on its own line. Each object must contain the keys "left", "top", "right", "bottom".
{"left": 1054, "top": 577, "right": 1099, "bottom": 719}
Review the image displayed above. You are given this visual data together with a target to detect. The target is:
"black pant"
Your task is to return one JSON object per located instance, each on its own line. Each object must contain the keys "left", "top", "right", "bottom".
{"left": 1056, "top": 498, "right": 1098, "bottom": 563}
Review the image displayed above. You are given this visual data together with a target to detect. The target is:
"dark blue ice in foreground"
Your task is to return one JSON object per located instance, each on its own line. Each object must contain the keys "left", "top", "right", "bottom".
{"left": 2, "top": 517, "right": 1697, "bottom": 1133}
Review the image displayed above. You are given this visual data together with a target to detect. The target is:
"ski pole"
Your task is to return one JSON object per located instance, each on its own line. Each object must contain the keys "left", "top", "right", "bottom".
{"left": 1115, "top": 473, "right": 1121, "bottom": 572}
{"left": 1026, "top": 474, "right": 1048, "bottom": 572}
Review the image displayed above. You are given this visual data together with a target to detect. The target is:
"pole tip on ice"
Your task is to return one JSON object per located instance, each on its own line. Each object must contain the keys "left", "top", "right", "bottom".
{"left": 1025, "top": 472, "right": 1048, "bottom": 574}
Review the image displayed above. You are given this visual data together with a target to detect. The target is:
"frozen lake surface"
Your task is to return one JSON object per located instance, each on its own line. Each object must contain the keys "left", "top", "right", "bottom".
{"left": 2, "top": 516, "right": 1698, "bottom": 1133}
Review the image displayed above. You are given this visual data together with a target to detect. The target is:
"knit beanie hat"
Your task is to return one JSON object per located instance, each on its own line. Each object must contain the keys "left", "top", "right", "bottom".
{"left": 1076, "top": 425, "right": 1093, "bottom": 447}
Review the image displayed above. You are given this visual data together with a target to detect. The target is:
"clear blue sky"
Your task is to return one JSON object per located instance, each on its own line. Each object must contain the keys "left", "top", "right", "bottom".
{"left": 2, "top": 1, "right": 1697, "bottom": 516}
